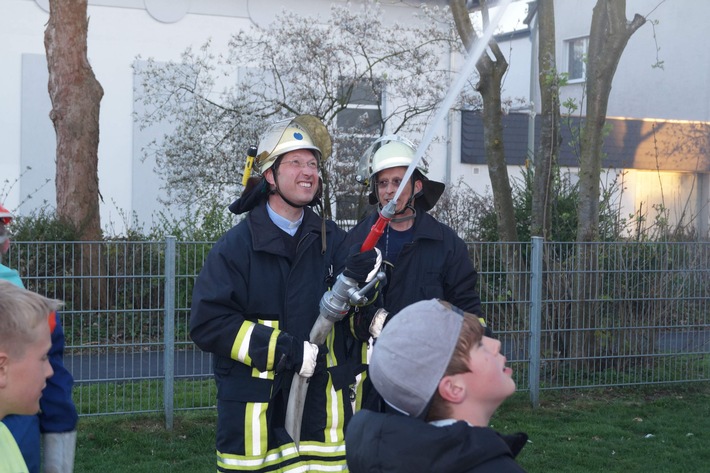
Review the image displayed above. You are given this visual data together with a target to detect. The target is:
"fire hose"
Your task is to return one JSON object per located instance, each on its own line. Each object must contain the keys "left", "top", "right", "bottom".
{"left": 284, "top": 271, "right": 385, "bottom": 446}
{"left": 283, "top": 0, "right": 513, "bottom": 447}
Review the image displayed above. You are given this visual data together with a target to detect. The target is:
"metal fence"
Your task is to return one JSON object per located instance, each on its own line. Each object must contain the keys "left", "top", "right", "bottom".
{"left": 5, "top": 237, "right": 709, "bottom": 422}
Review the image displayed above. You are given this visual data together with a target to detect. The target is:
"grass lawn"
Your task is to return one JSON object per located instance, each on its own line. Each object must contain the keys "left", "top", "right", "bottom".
{"left": 494, "top": 383, "right": 710, "bottom": 472}
{"left": 73, "top": 383, "right": 709, "bottom": 472}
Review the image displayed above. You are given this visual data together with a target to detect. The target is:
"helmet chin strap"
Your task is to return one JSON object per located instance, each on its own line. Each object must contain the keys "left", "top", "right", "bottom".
{"left": 274, "top": 187, "right": 308, "bottom": 209}
{"left": 270, "top": 163, "right": 309, "bottom": 210}
{"left": 389, "top": 204, "right": 416, "bottom": 224}
{"left": 378, "top": 179, "right": 418, "bottom": 224}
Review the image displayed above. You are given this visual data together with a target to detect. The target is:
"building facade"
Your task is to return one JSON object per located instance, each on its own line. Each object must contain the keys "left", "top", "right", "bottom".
{"left": 3, "top": 0, "right": 708, "bottom": 238}
{"left": 459, "top": 0, "right": 710, "bottom": 239}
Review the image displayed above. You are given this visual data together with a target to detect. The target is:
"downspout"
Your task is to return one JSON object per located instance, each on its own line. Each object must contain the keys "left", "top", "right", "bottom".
{"left": 445, "top": 40, "right": 454, "bottom": 185}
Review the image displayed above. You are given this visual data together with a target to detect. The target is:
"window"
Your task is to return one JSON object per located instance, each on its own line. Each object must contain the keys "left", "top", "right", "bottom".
{"left": 566, "top": 37, "right": 588, "bottom": 82}
{"left": 334, "top": 78, "right": 383, "bottom": 220}
{"left": 336, "top": 78, "right": 382, "bottom": 135}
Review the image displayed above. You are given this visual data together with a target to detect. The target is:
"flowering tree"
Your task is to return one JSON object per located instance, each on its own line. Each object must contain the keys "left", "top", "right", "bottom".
{"left": 134, "top": 2, "right": 470, "bottom": 218}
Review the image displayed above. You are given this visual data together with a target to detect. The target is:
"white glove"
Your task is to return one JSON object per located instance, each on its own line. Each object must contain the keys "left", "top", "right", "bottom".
{"left": 42, "top": 430, "right": 77, "bottom": 473}
{"left": 298, "top": 341, "right": 319, "bottom": 378}
{"left": 369, "top": 308, "right": 389, "bottom": 339}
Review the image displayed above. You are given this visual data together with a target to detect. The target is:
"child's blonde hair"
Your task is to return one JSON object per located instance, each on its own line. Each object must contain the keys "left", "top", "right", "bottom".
{"left": 0, "top": 280, "right": 62, "bottom": 356}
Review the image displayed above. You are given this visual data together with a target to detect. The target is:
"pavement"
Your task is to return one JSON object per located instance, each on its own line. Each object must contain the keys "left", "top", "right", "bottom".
{"left": 64, "top": 330, "right": 709, "bottom": 382}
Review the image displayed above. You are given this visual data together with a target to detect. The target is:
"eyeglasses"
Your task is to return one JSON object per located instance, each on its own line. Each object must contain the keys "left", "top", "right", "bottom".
{"left": 376, "top": 177, "right": 403, "bottom": 189}
{"left": 281, "top": 159, "right": 318, "bottom": 170}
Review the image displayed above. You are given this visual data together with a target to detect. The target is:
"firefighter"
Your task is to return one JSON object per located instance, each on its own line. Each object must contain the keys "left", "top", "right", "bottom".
{"left": 190, "top": 116, "right": 375, "bottom": 472}
{"left": 0, "top": 204, "right": 78, "bottom": 473}
{"left": 345, "top": 135, "right": 488, "bottom": 411}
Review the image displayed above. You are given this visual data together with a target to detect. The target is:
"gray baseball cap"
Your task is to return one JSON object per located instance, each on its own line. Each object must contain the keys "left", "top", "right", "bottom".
{"left": 369, "top": 299, "right": 464, "bottom": 418}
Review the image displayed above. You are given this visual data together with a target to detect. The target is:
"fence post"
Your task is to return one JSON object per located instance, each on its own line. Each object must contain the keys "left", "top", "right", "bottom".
{"left": 529, "top": 236, "right": 543, "bottom": 408}
{"left": 163, "top": 236, "right": 176, "bottom": 429}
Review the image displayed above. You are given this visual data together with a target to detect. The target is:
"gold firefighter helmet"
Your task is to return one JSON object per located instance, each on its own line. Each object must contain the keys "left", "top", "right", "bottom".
{"left": 254, "top": 115, "right": 332, "bottom": 173}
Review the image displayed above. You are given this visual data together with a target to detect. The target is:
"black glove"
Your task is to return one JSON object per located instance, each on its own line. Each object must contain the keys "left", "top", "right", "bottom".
{"left": 343, "top": 244, "right": 379, "bottom": 284}
{"left": 352, "top": 306, "right": 376, "bottom": 341}
{"left": 275, "top": 335, "right": 304, "bottom": 374}
{"left": 313, "top": 344, "right": 329, "bottom": 376}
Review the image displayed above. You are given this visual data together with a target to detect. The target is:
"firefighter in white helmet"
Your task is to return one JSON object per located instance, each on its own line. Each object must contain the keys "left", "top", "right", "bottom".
{"left": 190, "top": 116, "right": 378, "bottom": 472}
{"left": 0, "top": 204, "right": 78, "bottom": 473}
{"left": 346, "top": 135, "right": 489, "bottom": 412}
{"left": 355, "top": 135, "right": 445, "bottom": 219}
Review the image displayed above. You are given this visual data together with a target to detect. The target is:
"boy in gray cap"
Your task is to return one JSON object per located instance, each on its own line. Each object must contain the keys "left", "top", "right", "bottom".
{"left": 345, "top": 299, "right": 528, "bottom": 472}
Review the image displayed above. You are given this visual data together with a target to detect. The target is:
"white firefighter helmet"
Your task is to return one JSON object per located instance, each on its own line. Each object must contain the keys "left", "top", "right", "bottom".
{"left": 356, "top": 135, "right": 444, "bottom": 211}
{"left": 255, "top": 115, "right": 331, "bottom": 173}
{"left": 356, "top": 135, "right": 428, "bottom": 187}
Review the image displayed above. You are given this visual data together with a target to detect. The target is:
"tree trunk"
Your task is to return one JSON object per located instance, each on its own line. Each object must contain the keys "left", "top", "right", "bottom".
{"left": 570, "top": 1, "right": 646, "bottom": 369}
{"left": 45, "top": 0, "right": 105, "bottom": 310}
{"left": 576, "top": 1, "right": 646, "bottom": 243}
{"left": 450, "top": 0, "right": 526, "bottom": 333}
{"left": 45, "top": 0, "right": 103, "bottom": 240}
{"left": 450, "top": 0, "right": 518, "bottom": 243}
{"left": 532, "top": 0, "right": 561, "bottom": 240}
{"left": 532, "top": 0, "right": 563, "bottom": 375}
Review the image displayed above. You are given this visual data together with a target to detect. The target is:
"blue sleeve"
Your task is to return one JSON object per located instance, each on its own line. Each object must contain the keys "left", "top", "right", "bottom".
{"left": 38, "top": 313, "right": 79, "bottom": 433}
{"left": 0, "top": 264, "right": 23, "bottom": 287}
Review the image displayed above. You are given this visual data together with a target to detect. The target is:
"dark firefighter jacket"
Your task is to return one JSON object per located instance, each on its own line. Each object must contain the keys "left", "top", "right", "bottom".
{"left": 345, "top": 410, "right": 529, "bottom": 473}
{"left": 189, "top": 201, "right": 354, "bottom": 428}
{"left": 345, "top": 208, "right": 482, "bottom": 324}
{"left": 345, "top": 208, "right": 486, "bottom": 413}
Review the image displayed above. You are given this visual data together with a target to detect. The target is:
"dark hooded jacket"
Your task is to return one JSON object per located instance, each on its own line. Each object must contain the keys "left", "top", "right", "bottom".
{"left": 345, "top": 410, "right": 528, "bottom": 473}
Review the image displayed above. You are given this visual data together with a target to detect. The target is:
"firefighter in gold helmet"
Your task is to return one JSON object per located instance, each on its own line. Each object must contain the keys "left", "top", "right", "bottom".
{"left": 0, "top": 204, "right": 78, "bottom": 473}
{"left": 345, "top": 135, "right": 488, "bottom": 412}
{"left": 190, "top": 116, "right": 378, "bottom": 472}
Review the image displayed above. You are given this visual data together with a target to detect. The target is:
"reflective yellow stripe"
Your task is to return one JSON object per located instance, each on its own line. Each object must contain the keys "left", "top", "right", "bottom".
{"left": 243, "top": 401, "right": 269, "bottom": 457}
{"left": 298, "top": 441, "right": 349, "bottom": 471}
{"left": 322, "top": 330, "right": 346, "bottom": 443}
{"left": 218, "top": 442, "right": 300, "bottom": 471}
{"left": 298, "top": 440, "right": 347, "bottom": 456}
{"left": 218, "top": 442, "right": 348, "bottom": 472}
{"left": 353, "top": 338, "right": 372, "bottom": 413}
{"left": 352, "top": 369, "right": 364, "bottom": 413}
{"left": 232, "top": 321, "right": 255, "bottom": 364}
{"left": 263, "top": 319, "right": 280, "bottom": 372}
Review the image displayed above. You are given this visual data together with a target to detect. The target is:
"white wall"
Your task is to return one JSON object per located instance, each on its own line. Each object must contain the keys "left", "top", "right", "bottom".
{"left": 555, "top": 0, "right": 710, "bottom": 122}
{"left": 2, "top": 0, "right": 255, "bottom": 231}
